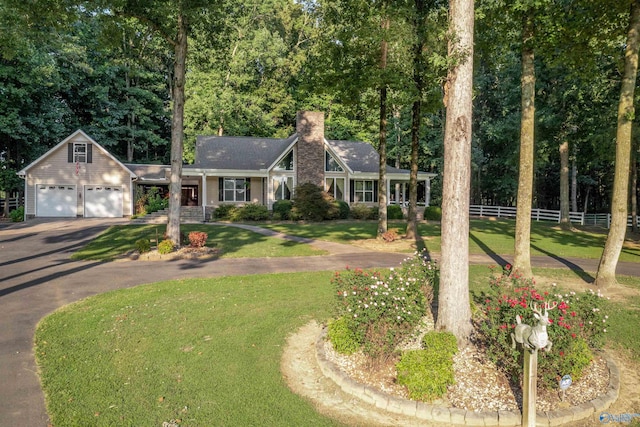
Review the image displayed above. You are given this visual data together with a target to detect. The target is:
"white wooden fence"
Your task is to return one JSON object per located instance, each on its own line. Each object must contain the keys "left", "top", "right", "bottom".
{"left": 469, "top": 205, "right": 638, "bottom": 228}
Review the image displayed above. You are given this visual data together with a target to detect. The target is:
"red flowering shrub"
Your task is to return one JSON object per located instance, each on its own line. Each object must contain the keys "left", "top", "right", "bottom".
{"left": 476, "top": 265, "right": 607, "bottom": 388}
{"left": 188, "top": 231, "right": 208, "bottom": 248}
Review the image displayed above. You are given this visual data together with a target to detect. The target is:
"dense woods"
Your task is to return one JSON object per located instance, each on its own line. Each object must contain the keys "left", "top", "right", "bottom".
{"left": 1, "top": 0, "right": 635, "bottom": 217}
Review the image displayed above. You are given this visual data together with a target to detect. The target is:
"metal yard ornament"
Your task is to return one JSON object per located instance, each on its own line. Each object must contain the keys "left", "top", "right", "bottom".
{"left": 510, "top": 301, "right": 558, "bottom": 427}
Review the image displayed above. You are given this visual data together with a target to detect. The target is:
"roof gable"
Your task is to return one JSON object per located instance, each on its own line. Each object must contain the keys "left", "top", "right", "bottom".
{"left": 18, "top": 130, "right": 136, "bottom": 178}
{"left": 326, "top": 140, "right": 380, "bottom": 173}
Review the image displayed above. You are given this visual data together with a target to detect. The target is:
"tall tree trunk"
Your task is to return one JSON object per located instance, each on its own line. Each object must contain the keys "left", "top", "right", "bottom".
{"left": 559, "top": 140, "right": 570, "bottom": 227}
{"left": 595, "top": 0, "right": 640, "bottom": 288}
{"left": 435, "top": 0, "right": 474, "bottom": 345}
{"left": 166, "top": 12, "right": 187, "bottom": 246}
{"left": 513, "top": 11, "right": 535, "bottom": 278}
{"left": 406, "top": 0, "right": 427, "bottom": 241}
{"left": 631, "top": 143, "right": 638, "bottom": 233}
{"left": 377, "top": 17, "right": 389, "bottom": 238}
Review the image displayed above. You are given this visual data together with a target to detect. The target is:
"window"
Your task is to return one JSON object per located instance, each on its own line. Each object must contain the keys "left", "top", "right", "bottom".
{"left": 354, "top": 180, "right": 375, "bottom": 202}
{"left": 74, "top": 143, "right": 87, "bottom": 163}
{"left": 325, "top": 177, "right": 344, "bottom": 201}
{"left": 325, "top": 151, "right": 343, "bottom": 172}
{"left": 223, "top": 178, "right": 248, "bottom": 202}
{"left": 273, "top": 177, "right": 293, "bottom": 200}
{"left": 274, "top": 150, "right": 294, "bottom": 171}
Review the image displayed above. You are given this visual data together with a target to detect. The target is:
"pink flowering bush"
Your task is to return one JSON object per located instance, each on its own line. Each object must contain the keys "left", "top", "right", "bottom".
{"left": 476, "top": 265, "right": 608, "bottom": 388}
{"left": 330, "top": 251, "right": 438, "bottom": 359}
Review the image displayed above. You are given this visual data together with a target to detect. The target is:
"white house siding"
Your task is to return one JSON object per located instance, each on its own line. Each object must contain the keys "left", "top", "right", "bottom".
{"left": 24, "top": 133, "right": 133, "bottom": 217}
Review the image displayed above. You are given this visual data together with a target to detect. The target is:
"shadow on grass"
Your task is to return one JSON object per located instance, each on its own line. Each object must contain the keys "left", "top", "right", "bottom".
{"left": 530, "top": 243, "right": 594, "bottom": 282}
{"left": 469, "top": 233, "right": 509, "bottom": 266}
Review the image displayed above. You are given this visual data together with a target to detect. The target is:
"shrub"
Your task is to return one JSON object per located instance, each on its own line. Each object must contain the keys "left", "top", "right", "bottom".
{"left": 350, "top": 204, "right": 374, "bottom": 220}
{"left": 145, "top": 187, "right": 168, "bottom": 214}
{"left": 10, "top": 206, "right": 24, "bottom": 222}
{"left": 381, "top": 228, "right": 400, "bottom": 242}
{"left": 135, "top": 238, "right": 151, "bottom": 253}
{"left": 396, "top": 331, "right": 458, "bottom": 401}
{"left": 157, "top": 239, "right": 175, "bottom": 255}
{"left": 214, "top": 204, "right": 238, "bottom": 220}
{"left": 475, "top": 265, "right": 607, "bottom": 388}
{"left": 424, "top": 206, "right": 442, "bottom": 221}
{"left": 188, "top": 231, "right": 208, "bottom": 248}
{"left": 291, "top": 182, "right": 334, "bottom": 221}
{"left": 236, "top": 203, "right": 270, "bottom": 221}
{"left": 273, "top": 200, "right": 293, "bottom": 220}
{"left": 335, "top": 200, "right": 350, "bottom": 219}
{"left": 330, "top": 251, "right": 438, "bottom": 359}
{"left": 327, "top": 317, "right": 361, "bottom": 355}
{"left": 387, "top": 204, "right": 404, "bottom": 220}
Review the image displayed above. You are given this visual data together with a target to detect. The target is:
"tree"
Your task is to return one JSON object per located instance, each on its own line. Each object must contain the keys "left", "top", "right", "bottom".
{"left": 435, "top": 0, "right": 474, "bottom": 343}
{"left": 595, "top": 0, "right": 640, "bottom": 288}
{"left": 512, "top": 7, "right": 536, "bottom": 278}
{"left": 103, "top": 0, "right": 218, "bottom": 246}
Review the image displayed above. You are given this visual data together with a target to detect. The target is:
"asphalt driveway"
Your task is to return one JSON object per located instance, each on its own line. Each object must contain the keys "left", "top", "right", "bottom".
{"left": 1, "top": 218, "right": 639, "bottom": 426}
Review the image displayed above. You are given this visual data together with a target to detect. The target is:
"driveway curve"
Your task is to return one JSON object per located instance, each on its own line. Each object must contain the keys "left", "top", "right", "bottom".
{"left": 0, "top": 219, "right": 637, "bottom": 426}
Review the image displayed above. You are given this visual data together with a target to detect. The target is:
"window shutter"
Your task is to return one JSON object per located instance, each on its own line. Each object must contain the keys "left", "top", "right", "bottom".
{"left": 245, "top": 178, "right": 251, "bottom": 201}
{"left": 218, "top": 178, "right": 224, "bottom": 202}
{"left": 87, "top": 144, "right": 93, "bottom": 163}
{"left": 68, "top": 143, "right": 73, "bottom": 163}
{"left": 373, "top": 181, "right": 378, "bottom": 203}
{"left": 349, "top": 180, "right": 354, "bottom": 203}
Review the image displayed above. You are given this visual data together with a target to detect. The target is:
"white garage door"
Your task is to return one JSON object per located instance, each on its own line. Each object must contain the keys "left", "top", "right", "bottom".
{"left": 36, "top": 185, "right": 77, "bottom": 217}
{"left": 84, "top": 186, "right": 123, "bottom": 218}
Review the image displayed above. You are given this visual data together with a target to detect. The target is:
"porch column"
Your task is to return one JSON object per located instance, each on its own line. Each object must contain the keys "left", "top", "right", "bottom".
{"left": 402, "top": 182, "right": 407, "bottom": 207}
{"left": 202, "top": 173, "right": 208, "bottom": 218}
{"left": 425, "top": 178, "right": 431, "bottom": 207}
{"left": 386, "top": 179, "right": 391, "bottom": 206}
{"left": 394, "top": 182, "right": 400, "bottom": 205}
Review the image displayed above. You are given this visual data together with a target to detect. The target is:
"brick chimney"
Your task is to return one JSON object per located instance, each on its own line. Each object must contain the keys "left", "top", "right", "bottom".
{"left": 296, "top": 111, "right": 325, "bottom": 188}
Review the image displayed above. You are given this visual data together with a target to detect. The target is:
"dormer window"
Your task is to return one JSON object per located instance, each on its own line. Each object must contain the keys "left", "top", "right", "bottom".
{"left": 325, "top": 151, "right": 343, "bottom": 172}
{"left": 274, "top": 150, "right": 294, "bottom": 171}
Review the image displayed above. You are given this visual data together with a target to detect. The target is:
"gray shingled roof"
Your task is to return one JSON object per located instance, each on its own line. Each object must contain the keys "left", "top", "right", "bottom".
{"left": 187, "top": 135, "right": 296, "bottom": 171}
{"left": 326, "top": 139, "right": 409, "bottom": 175}
{"left": 124, "top": 163, "right": 168, "bottom": 182}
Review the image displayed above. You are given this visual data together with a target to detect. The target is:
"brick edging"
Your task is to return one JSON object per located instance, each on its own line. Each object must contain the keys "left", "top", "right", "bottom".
{"left": 315, "top": 326, "right": 620, "bottom": 426}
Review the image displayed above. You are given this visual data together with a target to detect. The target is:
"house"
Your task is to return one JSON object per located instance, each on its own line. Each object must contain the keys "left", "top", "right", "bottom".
{"left": 18, "top": 130, "right": 136, "bottom": 219}
{"left": 18, "top": 111, "right": 436, "bottom": 220}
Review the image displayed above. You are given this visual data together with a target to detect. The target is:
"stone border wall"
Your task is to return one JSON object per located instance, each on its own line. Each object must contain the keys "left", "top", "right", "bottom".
{"left": 315, "top": 327, "right": 620, "bottom": 426}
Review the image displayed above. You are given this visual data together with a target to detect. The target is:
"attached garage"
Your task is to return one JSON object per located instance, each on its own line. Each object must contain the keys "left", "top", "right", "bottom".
{"left": 84, "top": 185, "right": 123, "bottom": 218}
{"left": 36, "top": 185, "right": 77, "bottom": 217}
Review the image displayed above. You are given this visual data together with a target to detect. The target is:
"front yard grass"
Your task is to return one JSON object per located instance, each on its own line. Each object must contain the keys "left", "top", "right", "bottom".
{"left": 35, "top": 272, "right": 341, "bottom": 427}
{"left": 71, "top": 224, "right": 327, "bottom": 261}
{"left": 35, "top": 267, "right": 640, "bottom": 426}
{"left": 263, "top": 219, "right": 640, "bottom": 262}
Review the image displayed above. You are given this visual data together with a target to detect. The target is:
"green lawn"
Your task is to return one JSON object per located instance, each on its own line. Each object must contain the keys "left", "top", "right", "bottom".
{"left": 35, "top": 272, "right": 342, "bottom": 427}
{"left": 263, "top": 219, "right": 640, "bottom": 262}
{"left": 38, "top": 219, "right": 640, "bottom": 425}
{"left": 35, "top": 268, "right": 640, "bottom": 426}
{"left": 71, "top": 219, "right": 640, "bottom": 263}
{"left": 71, "top": 224, "right": 327, "bottom": 261}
